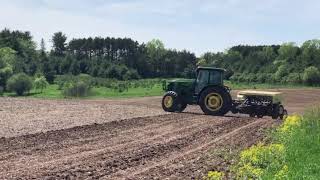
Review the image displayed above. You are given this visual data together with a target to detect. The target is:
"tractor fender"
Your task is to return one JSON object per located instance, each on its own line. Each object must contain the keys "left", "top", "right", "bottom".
{"left": 197, "top": 85, "right": 232, "bottom": 104}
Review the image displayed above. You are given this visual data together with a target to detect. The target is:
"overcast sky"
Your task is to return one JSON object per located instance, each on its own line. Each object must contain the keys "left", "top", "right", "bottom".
{"left": 1, "top": 0, "right": 320, "bottom": 55}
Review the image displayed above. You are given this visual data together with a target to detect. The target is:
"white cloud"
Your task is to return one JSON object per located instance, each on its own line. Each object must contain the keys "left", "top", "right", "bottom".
{"left": 1, "top": 0, "right": 320, "bottom": 55}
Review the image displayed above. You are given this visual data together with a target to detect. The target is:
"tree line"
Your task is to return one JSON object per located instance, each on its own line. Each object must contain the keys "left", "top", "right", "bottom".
{"left": 198, "top": 42, "right": 320, "bottom": 85}
{"left": 0, "top": 29, "right": 196, "bottom": 89}
{"left": 1, "top": 28, "right": 320, "bottom": 95}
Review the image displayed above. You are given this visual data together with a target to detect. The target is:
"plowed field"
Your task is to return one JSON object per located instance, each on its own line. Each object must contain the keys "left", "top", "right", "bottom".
{"left": 0, "top": 89, "right": 319, "bottom": 179}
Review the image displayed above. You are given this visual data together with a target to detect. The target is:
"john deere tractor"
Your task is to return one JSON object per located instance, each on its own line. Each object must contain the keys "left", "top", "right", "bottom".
{"left": 162, "top": 67, "right": 287, "bottom": 119}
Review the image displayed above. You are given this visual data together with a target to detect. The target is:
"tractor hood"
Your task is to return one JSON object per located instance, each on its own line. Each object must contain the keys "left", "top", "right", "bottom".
{"left": 165, "top": 79, "right": 195, "bottom": 92}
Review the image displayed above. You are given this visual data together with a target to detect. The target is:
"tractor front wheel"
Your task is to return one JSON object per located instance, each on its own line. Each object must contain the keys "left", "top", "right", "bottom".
{"left": 162, "top": 91, "right": 186, "bottom": 112}
{"left": 199, "top": 87, "right": 232, "bottom": 116}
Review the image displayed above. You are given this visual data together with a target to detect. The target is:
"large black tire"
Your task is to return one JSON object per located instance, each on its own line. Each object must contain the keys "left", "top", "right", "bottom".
{"left": 162, "top": 91, "right": 178, "bottom": 112}
{"left": 199, "top": 86, "right": 232, "bottom": 116}
{"left": 280, "top": 109, "right": 288, "bottom": 120}
{"left": 162, "top": 91, "right": 187, "bottom": 112}
{"left": 272, "top": 104, "right": 283, "bottom": 119}
{"left": 272, "top": 104, "right": 278, "bottom": 119}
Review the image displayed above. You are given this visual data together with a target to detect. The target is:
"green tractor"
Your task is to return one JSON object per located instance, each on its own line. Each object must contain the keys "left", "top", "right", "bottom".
{"left": 162, "top": 67, "right": 287, "bottom": 119}
{"left": 162, "top": 67, "right": 232, "bottom": 116}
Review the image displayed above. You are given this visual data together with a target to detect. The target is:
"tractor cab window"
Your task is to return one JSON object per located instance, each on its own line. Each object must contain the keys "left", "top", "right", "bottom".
{"left": 209, "top": 71, "right": 223, "bottom": 85}
{"left": 197, "top": 70, "right": 209, "bottom": 84}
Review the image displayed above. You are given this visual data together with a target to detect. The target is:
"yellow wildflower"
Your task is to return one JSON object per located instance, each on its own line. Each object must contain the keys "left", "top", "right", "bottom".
{"left": 206, "top": 171, "right": 224, "bottom": 180}
{"left": 237, "top": 163, "right": 263, "bottom": 179}
{"left": 279, "top": 115, "right": 302, "bottom": 133}
{"left": 275, "top": 165, "right": 289, "bottom": 180}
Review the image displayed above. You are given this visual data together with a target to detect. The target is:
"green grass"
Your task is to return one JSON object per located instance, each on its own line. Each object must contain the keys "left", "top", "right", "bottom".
{"left": 2, "top": 79, "right": 319, "bottom": 99}
{"left": 263, "top": 107, "right": 320, "bottom": 179}
{"left": 280, "top": 108, "right": 320, "bottom": 179}
{"left": 233, "top": 107, "right": 320, "bottom": 179}
{"left": 89, "top": 84, "right": 163, "bottom": 99}
{"left": 3, "top": 84, "right": 164, "bottom": 99}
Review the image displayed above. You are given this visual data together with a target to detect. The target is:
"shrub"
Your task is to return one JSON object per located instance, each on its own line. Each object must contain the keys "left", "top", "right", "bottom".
{"left": 247, "top": 73, "right": 257, "bottom": 83}
{"left": 230, "top": 73, "right": 241, "bottom": 82}
{"left": 62, "top": 81, "right": 91, "bottom": 97}
{"left": 56, "top": 74, "right": 94, "bottom": 90}
{"left": 275, "top": 64, "right": 290, "bottom": 82}
{"left": 285, "top": 73, "right": 302, "bottom": 84}
{"left": 116, "top": 82, "right": 129, "bottom": 93}
{"left": 257, "top": 73, "right": 275, "bottom": 83}
{"left": 255, "top": 73, "right": 266, "bottom": 83}
{"left": 0, "top": 86, "right": 3, "bottom": 96}
{"left": 34, "top": 75, "right": 48, "bottom": 93}
{"left": 123, "top": 69, "right": 140, "bottom": 80}
{"left": 55, "top": 75, "right": 73, "bottom": 90}
{"left": 303, "top": 66, "right": 320, "bottom": 85}
{"left": 44, "top": 70, "right": 55, "bottom": 84}
{"left": 77, "top": 74, "right": 93, "bottom": 84}
{"left": 0, "top": 65, "right": 13, "bottom": 89}
{"left": 7, "top": 73, "right": 33, "bottom": 96}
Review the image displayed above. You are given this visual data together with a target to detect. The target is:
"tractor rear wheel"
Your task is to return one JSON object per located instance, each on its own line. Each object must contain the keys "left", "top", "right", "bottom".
{"left": 199, "top": 86, "right": 232, "bottom": 116}
{"left": 162, "top": 91, "right": 186, "bottom": 112}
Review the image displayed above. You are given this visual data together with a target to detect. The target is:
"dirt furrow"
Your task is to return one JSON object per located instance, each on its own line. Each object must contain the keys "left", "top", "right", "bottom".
{"left": 78, "top": 119, "right": 253, "bottom": 179}
{"left": 0, "top": 115, "right": 209, "bottom": 176}
{"left": 130, "top": 119, "right": 275, "bottom": 179}
{"left": 3, "top": 88, "right": 316, "bottom": 179}
{"left": 0, "top": 114, "right": 257, "bottom": 179}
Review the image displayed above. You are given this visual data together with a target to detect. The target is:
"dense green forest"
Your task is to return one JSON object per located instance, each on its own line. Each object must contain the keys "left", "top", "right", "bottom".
{"left": 199, "top": 42, "right": 320, "bottom": 85}
{"left": 1, "top": 28, "right": 320, "bottom": 95}
{"left": 0, "top": 29, "right": 196, "bottom": 83}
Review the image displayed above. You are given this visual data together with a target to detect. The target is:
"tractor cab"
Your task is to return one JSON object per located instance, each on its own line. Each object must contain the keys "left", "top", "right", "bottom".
{"left": 195, "top": 67, "right": 225, "bottom": 95}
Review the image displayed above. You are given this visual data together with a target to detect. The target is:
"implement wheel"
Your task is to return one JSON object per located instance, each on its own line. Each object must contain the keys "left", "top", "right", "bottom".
{"left": 280, "top": 109, "right": 288, "bottom": 120}
{"left": 272, "top": 104, "right": 287, "bottom": 120}
{"left": 199, "top": 86, "right": 232, "bottom": 116}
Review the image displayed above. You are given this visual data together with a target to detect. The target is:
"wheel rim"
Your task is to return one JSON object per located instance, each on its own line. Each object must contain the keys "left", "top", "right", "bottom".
{"left": 164, "top": 96, "right": 173, "bottom": 108}
{"left": 205, "top": 93, "right": 223, "bottom": 111}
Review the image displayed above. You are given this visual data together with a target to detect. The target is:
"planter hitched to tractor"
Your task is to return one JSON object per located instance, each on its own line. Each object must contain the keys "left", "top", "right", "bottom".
{"left": 162, "top": 67, "right": 288, "bottom": 119}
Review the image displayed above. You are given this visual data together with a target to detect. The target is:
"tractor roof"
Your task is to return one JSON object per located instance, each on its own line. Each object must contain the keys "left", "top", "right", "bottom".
{"left": 196, "top": 66, "right": 226, "bottom": 72}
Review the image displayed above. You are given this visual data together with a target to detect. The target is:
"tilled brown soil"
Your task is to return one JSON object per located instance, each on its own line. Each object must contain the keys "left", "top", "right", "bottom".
{"left": 0, "top": 114, "right": 273, "bottom": 179}
{"left": 1, "top": 89, "right": 320, "bottom": 179}
{"left": 0, "top": 97, "right": 167, "bottom": 138}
